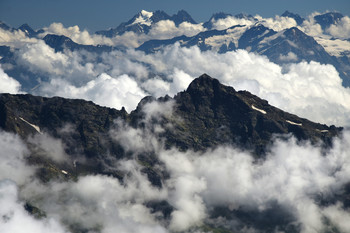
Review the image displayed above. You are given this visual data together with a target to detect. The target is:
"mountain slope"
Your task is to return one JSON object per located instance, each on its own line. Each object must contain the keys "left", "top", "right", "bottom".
{"left": 0, "top": 74, "right": 341, "bottom": 159}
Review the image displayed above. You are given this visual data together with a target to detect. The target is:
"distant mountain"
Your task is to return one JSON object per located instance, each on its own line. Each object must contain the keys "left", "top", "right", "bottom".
{"left": 138, "top": 22, "right": 350, "bottom": 86}
{"left": 314, "top": 12, "right": 344, "bottom": 30}
{"left": 0, "top": 21, "right": 11, "bottom": 31}
{"left": 0, "top": 21, "right": 42, "bottom": 37}
{"left": 43, "top": 34, "right": 118, "bottom": 53}
{"left": 138, "top": 26, "right": 238, "bottom": 53}
{"left": 96, "top": 9, "right": 197, "bottom": 37}
{"left": 17, "top": 23, "right": 43, "bottom": 37}
{"left": 1, "top": 10, "right": 350, "bottom": 88}
{"left": 203, "top": 12, "right": 233, "bottom": 29}
{"left": 171, "top": 9, "right": 197, "bottom": 25}
{"left": 281, "top": 11, "right": 305, "bottom": 25}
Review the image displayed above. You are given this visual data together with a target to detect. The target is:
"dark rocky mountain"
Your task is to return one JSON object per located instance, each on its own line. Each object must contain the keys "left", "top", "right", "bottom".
{"left": 0, "top": 74, "right": 346, "bottom": 232}
{"left": 314, "top": 12, "right": 344, "bottom": 30}
{"left": 281, "top": 11, "right": 305, "bottom": 25}
{"left": 95, "top": 10, "right": 196, "bottom": 37}
{"left": 0, "top": 74, "right": 341, "bottom": 174}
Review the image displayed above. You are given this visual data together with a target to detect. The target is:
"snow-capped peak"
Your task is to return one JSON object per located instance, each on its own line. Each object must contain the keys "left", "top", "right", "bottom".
{"left": 132, "top": 10, "right": 154, "bottom": 26}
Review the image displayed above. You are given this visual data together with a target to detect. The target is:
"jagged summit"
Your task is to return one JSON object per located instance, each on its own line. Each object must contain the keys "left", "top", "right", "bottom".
{"left": 0, "top": 74, "right": 341, "bottom": 156}
{"left": 169, "top": 74, "right": 340, "bottom": 152}
{"left": 95, "top": 9, "right": 197, "bottom": 37}
{"left": 171, "top": 9, "right": 197, "bottom": 25}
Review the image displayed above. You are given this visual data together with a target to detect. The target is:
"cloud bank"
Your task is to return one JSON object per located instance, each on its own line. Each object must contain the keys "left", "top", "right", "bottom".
{"left": 8, "top": 39, "right": 350, "bottom": 126}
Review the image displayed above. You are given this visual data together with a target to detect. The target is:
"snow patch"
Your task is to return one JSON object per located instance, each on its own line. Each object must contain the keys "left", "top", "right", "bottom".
{"left": 205, "top": 26, "right": 248, "bottom": 50}
{"left": 61, "top": 170, "right": 68, "bottom": 175}
{"left": 315, "top": 37, "right": 350, "bottom": 57}
{"left": 132, "top": 10, "right": 153, "bottom": 26}
{"left": 251, "top": 105, "right": 267, "bottom": 114}
{"left": 19, "top": 117, "right": 42, "bottom": 134}
{"left": 316, "top": 129, "right": 329, "bottom": 133}
{"left": 286, "top": 120, "right": 302, "bottom": 126}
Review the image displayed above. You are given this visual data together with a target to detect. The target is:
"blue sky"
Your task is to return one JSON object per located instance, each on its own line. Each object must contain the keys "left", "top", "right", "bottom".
{"left": 1, "top": 0, "right": 349, "bottom": 31}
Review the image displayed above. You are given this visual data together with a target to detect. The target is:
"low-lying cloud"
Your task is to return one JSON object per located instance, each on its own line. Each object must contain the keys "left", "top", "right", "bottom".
{"left": 1, "top": 117, "right": 350, "bottom": 232}
{"left": 0, "top": 66, "right": 21, "bottom": 94}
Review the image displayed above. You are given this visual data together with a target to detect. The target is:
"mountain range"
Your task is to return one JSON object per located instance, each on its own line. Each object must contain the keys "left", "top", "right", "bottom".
{"left": 0, "top": 10, "right": 350, "bottom": 90}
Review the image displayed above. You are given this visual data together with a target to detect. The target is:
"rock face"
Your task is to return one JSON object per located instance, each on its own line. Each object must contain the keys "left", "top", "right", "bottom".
{"left": 164, "top": 74, "right": 340, "bottom": 153}
{"left": 0, "top": 74, "right": 341, "bottom": 160}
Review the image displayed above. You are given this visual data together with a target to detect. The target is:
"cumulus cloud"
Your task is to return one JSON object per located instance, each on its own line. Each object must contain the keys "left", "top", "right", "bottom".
{"left": 257, "top": 15, "right": 298, "bottom": 31}
{"left": 39, "top": 73, "right": 146, "bottom": 111}
{"left": 0, "top": 66, "right": 22, "bottom": 93}
{"left": 39, "top": 23, "right": 115, "bottom": 46}
{"left": 148, "top": 20, "right": 205, "bottom": 39}
{"left": 159, "top": 131, "right": 350, "bottom": 232}
{"left": 12, "top": 40, "right": 350, "bottom": 126}
{"left": 326, "top": 16, "right": 350, "bottom": 39}
{"left": 0, "top": 131, "right": 34, "bottom": 186}
{"left": 16, "top": 40, "right": 69, "bottom": 75}
{"left": 210, "top": 16, "right": 256, "bottom": 30}
{"left": 210, "top": 15, "right": 297, "bottom": 32}
{"left": 0, "top": 180, "right": 67, "bottom": 233}
{"left": 299, "top": 12, "right": 324, "bottom": 38}
{"left": 0, "top": 28, "right": 38, "bottom": 47}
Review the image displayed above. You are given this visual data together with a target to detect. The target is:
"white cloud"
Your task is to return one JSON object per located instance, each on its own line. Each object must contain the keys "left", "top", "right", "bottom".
{"left": 327, "top": 16, "right": 350, "bottom": 39}
{"left": 210, "top": 16, "right": 256, "bottom": 30}
{"left": 0, "top": 66, "right": 22, "bottom": 93}
{"left": 27, "top": 133, "right": 69, "bottom": 163}
{"left": 39, "top": 22, "right": 115, "bottom": 46}
{"left": 39, "top": 73, "right": 146, "bottom": 111}
{"left": 148, "top": 20, "right": 205, "bottom": 39}
{"left": 0, "top": 28, "right": 38, "bottom": 48}
{"left": 279, "top": 51, "right": 298, "bottom": 62}
{"left": 159, "top": 131, "right": 350, "bottom": 232}
{"left": 0, "top": 180, "right": 67, "bottom": 233}
{"left": 299, "top": 12, "right": 324, "bottom": 38}
{"left": 17, "top": 40, "right": 69, "bottom": 75}
{"left": 258, "top": 15, "right": 297, "bottom": 31}
{"left": 0, "top": 131, "right": 34, "bottom": 186}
